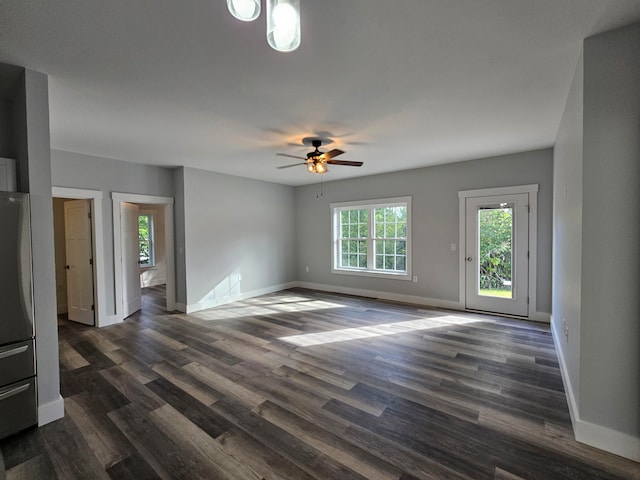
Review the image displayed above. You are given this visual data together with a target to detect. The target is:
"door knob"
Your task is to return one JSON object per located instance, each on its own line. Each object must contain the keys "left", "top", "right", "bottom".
{"left": 465, "top": 257, "right": 472, "bottom": 262}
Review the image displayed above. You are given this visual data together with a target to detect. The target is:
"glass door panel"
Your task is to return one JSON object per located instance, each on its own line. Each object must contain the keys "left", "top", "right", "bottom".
{"left": 465, "top": 193, "right": 529, "bottom": 317}
{"left": 478, "top": 203, "right": 514, "bottom": 299}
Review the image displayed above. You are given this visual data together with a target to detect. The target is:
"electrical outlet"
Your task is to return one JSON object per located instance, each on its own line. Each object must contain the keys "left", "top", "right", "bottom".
{"left": 413, "top": 275, "right": 418, "bottom": 283}
{"left": 563, "top": 318, "right": 569, "bottom": 342}
{"left": 238, "top": 274, "right": 242, "bottom": 281}
{"left": 450, "top": 243, "right": 457, "bottom": 251}
{"left": 305, "top": 266, "right": 310, "bottom": 273}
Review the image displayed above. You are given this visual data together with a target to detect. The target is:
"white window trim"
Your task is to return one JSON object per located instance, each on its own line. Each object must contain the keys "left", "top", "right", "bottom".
{"left": 331, "top": 196, "right": 412, "bottom": 280}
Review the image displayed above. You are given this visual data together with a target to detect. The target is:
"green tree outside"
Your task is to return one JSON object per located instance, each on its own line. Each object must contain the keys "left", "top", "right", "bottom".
{"left": 139, "top": 214, "right": 151, "bottom": 265}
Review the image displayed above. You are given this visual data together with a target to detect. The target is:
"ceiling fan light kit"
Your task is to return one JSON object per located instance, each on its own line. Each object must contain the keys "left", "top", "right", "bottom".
{"left": 277, "top": 139, "right": 364, "bottom": 175}
{"left": 227, "top": 0, "right": 301, "bottom": 53}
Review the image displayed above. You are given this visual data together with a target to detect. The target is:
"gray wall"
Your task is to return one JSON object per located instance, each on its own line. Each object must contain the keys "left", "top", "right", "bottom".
{"left": 552, "top": 51, "right": 584, "bottom": 410}
{"left": 174, "top": 167, "right": 187, "bottom": 305}
{"left": 50, "top": 150, "right": 175, "bottom": 316}
{"left": 295, "top": 149, "right": 553, "bottom": 314}
{"left": 2, "top": 65, "right": 62, "bottom": 421}
{"left": 178, "top": 167, "right": 296, "bottom": 310}
{"left": 581, "top": 23, "right": 640, "bottom": 436}
{"left": 25, "top": 70, "right": 60, "bottom": 420}
{"left": 0, "top": 100, "right": 15, "bottom": 158}
{"left": 553, "top": 22, "right": 640, "bottom": 457}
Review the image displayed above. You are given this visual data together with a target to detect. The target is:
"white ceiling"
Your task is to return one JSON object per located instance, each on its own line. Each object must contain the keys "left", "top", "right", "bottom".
{"left": 1, "top": 1, "right": 639, "bottom": 186}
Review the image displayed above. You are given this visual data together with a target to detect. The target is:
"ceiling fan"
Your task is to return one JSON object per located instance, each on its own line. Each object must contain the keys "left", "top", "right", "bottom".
{"left": 277, "top": 140, "right": 363, "bottom": 174}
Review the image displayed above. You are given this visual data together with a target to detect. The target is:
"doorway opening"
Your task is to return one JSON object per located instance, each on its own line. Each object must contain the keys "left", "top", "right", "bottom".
{"left": 141, "top": 284, "right": 169, "bottom": 316}
{"left": 458, "top": 185, "right": 538, "bottom": 318}
{"left": 52, "top": 197, "right": 95, "bottom": 326}
{"left": 53, "top": 187, "right": 112, "bottom": 326}
{"left": 112, "top": 193, "right": 175, "bottom": 321}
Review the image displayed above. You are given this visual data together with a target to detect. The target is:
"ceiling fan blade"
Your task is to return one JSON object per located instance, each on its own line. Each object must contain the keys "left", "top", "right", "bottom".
{"left": 277, "top": 163, "right": 307, "bottom": 169}
{"left": 322, "top": 148, "right": 345, "bottom": 159}
{"left": 276, "top": 153, "right": 307, "bottom": 160}
{"left": 326, "top": 160, "right": 364, "bottom": 167}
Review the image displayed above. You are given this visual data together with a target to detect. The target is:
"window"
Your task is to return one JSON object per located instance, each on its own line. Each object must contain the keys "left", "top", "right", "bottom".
{"left": 138, "top": 213, "right": 154, "bottom": 266}
{"left": 331, "top": 197, "right": 411, "bottom": 279}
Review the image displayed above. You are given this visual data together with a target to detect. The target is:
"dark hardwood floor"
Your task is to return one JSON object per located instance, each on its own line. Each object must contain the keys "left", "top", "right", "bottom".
{"left": 1, "top": 286, "right": 638, "bottom": 479}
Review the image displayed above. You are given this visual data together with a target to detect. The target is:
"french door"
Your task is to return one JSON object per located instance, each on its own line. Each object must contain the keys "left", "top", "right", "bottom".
{"left": 464, "top": 193, "right": 529, "bottom": 316}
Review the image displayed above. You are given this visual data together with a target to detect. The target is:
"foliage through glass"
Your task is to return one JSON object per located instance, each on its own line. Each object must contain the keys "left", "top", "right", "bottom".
{"left": 478, "top": 206, "right": 512, "bottom": 297}
{"left": 139, "top": 214, "right": 153, "bottom": 266}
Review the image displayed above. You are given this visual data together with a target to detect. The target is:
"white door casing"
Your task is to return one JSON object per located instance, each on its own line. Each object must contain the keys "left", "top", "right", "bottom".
{"left": 64, "top": 199, "right": 95, "bottom": 325}
{"left": 121, "top": 202, "right": 142, "bottom": 318}
{"left": 458, "top": 185, "right": 539, "bottom": 319}
{"left": 52, "top": 187, "right": 115, "bottom": 327}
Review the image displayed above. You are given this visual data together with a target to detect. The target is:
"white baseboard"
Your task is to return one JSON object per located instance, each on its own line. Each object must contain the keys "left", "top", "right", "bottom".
{"left": 551, "top": 315, "right": 580, "bottom": 428}
{"left": 530, "top": 311, "right": 551, "bottom": 323}
{"left": 296, "top": 281, "right": 464, "bottom": 311}
{"left": 184, "top": 282, "right": 299, "bottom": 313}
{"left": 38, "top": 395, "right": 64, "bottom": 426}
{"left": 297, "top": 282, "right": 550, "bottom": 324}
{"left": 574, "top": 420, "right": 640, "bottom": 462}
{"left": 551, "top": 315, "right": 640, "bottom": 462}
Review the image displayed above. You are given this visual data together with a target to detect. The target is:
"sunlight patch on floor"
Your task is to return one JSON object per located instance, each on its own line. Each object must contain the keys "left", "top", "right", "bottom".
{"left": 279, "top": 315, "right": 480, "bottom": 347}
{"left": 191, "top": 299, "right": 346, "bottom": 321}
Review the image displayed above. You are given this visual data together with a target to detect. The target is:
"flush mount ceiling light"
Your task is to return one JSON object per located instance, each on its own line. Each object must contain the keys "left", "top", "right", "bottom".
{"left": 266, "top": 0, "right": 301, "bottom": 52}
{"left": 227, "top": 0, "right": 300, "bottom": 52}
{"left": 227, "top": 0, "right": 260, "bottom": 21}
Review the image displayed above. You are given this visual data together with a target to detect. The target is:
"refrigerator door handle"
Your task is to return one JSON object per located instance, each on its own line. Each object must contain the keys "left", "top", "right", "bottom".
{"left": 0, "top": 345, "right": 28, "bottom": 360}
{"left": 0, "top": 383, "right": 30, "bottom": 402}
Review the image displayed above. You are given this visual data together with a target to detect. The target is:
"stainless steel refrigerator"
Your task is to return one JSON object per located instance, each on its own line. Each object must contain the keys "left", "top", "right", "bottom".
{"left": 0, "top": 191, "right": 37, "bottom": 439}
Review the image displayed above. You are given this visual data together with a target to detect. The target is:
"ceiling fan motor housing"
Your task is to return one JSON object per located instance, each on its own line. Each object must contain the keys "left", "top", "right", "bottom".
{"left": 308, "top": 139, "right": 323, "bottom": 159}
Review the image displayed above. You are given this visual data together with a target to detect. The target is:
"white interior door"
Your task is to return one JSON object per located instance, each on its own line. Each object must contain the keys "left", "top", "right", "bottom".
{"left": 465, "top": 193, "right": 529, "bottom": 316}
{"left": 121, "top": 202, "right": 141, "bottom": 318}
{"left": 64, "top": 199, "right": 95, "bottom": 325}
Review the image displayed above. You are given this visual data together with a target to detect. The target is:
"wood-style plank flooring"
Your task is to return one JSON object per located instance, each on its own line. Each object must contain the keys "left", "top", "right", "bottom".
{"left": 1, "top": 286, "right": 639, "bottom": 479}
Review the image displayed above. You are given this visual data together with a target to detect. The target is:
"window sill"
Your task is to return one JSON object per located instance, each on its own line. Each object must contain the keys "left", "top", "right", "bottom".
{"left": 139, "top": 265, "right": 157, "bottom": 271}
{"left": 332, "top": 268, "right": 411, "bottom": 281}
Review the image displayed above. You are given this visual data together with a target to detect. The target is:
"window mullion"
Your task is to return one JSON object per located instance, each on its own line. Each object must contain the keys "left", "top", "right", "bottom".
{"left": 367, "top": 206, "right": 374, "bottom": 270}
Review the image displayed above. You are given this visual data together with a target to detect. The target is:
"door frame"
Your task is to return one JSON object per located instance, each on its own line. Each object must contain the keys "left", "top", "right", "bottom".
{"left": 458, "top": 184, "right": 539, "bottom": 320}
{"left": 52, "top": 187, "right": 112, "bottom": 326}
{"left": 112, "top": 193, "right": 175, "bottom": 321}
